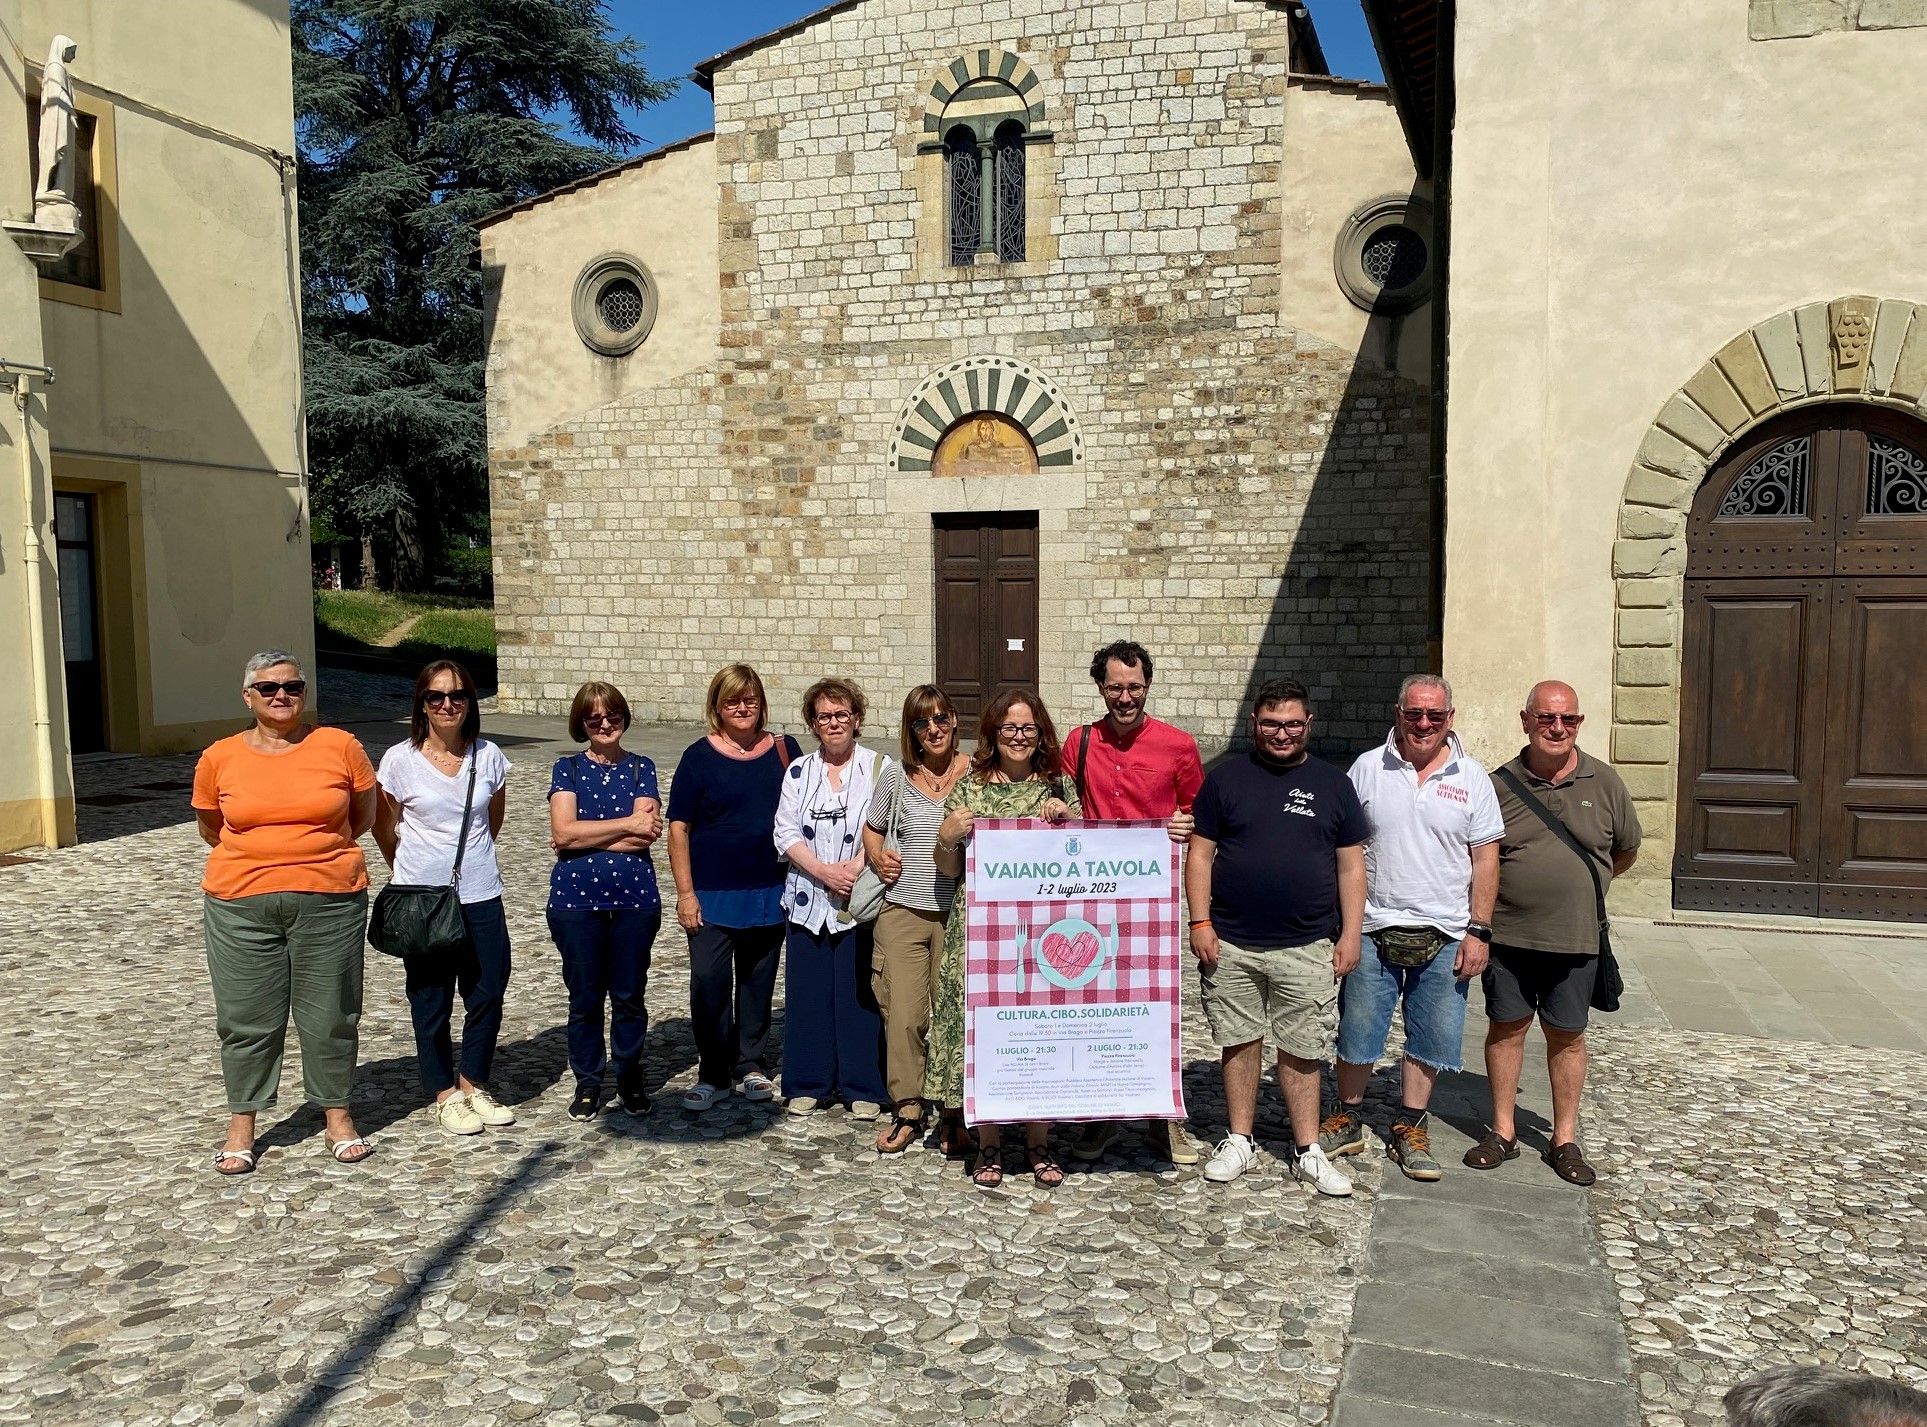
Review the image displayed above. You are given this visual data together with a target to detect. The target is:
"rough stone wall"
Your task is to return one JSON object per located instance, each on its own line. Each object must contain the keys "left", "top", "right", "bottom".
{"left": 1750, "top": 0, "right": 1927, "bottom": 38}
{"left": 488, "top": 0, "right": 1430, "bottom": 756}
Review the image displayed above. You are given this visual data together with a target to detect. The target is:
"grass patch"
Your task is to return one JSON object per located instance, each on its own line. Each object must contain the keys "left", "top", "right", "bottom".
{"left": 396, "top": 607, "right": 497, "bottom": 659}
{"left": 316, "top": 589, "right": 412, "bottom": 647}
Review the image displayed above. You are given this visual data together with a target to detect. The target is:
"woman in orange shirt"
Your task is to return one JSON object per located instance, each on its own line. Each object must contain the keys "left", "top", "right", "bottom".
{"left": 191, "top": 651, "right": 379, "bottom": 1174}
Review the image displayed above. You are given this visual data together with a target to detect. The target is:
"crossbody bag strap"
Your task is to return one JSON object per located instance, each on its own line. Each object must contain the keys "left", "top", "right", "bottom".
{"left": 1495, "top": 765, "right": 1605, "bottom": 926}
{"left": 448, "top": 748, "right": 480, "bottom": 890}
{"left": 1074, "top": 723, "right": 1094, "bottom": 806}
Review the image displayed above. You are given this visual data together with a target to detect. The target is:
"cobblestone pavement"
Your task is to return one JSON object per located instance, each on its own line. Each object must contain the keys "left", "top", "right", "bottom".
{"left": 1, "top": 708, "right": 1374, "bottom": 1427}
{"left": 1585, "top": 1028, "right": 1927, "bottom": 1426}
{"left": 7, "top": 691, "right": 1926, "bottom": 1426}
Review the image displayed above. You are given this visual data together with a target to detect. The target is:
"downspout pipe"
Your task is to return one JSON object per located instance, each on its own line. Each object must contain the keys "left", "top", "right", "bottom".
{"left": 8, "top": 361, "right": 61, "bottom": 847}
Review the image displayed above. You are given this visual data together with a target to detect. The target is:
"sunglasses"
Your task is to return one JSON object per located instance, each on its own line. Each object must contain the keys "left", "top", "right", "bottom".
{"left": 423, "top": 689, "right": 471, "bottom": 708}
{"left": 583, "top": 712, "right": 626, "bottom": 730}
{"left": 1398, "top": 708, "right": 1451, "bottom": 726}
{"left": 910, "top": 714, "right": 954, "bottom": 733}
{"left": 248, "top": 680, "right": 306, "bottom": 698}
{"left": 1529, "top": 712, "right": 1584, "bottom": 729}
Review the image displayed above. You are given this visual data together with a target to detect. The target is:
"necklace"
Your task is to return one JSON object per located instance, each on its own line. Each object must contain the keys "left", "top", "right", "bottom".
{"left": 711, "top": 732, "right": 769, "bottom": 760}
{"left": 423, "top": 740, "right": 467, "bottom": 772}
{"left": 911, "top": 754, "right": 964, "bottom": 798}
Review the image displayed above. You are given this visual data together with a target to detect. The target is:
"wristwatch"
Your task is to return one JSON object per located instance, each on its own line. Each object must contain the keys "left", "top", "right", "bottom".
{"left": 1464, "top": 921, "right": 1494, "bottom": 942}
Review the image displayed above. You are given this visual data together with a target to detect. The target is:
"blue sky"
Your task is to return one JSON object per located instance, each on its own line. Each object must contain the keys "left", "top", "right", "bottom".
{"left": 607, "top": 0, "right": 1384, "bottom": 151}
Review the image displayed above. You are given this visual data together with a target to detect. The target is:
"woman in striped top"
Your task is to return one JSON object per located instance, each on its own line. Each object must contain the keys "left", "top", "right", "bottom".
{"left": 862, "top": 685, "right": 972, "bottom": 1156}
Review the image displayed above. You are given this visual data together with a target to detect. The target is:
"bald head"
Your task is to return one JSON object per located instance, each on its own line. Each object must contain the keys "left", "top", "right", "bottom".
{"left": 1525, "top": 680, "right": 1580, "bottom": 715}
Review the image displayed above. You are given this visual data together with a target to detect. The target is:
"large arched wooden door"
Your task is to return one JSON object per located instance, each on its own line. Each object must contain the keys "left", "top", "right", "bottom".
{"left": 1675, "top": 406, "right": 1927, "bottom": 920}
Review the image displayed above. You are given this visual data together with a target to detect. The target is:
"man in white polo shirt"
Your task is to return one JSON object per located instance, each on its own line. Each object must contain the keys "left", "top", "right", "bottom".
{"left": 1319, "top": 674, "right": 1502, "bottom": 1181}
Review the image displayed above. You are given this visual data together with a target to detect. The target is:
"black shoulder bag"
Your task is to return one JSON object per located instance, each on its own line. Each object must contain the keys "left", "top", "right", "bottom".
{"left": 1493, "top": 766, "right": 1624, "bottom": 1014}
{"left": 1073, "top": 723, "right": 1096, "bottom": 806}
{"left": 369, "top": 752, "right": 478, "bottom": 961}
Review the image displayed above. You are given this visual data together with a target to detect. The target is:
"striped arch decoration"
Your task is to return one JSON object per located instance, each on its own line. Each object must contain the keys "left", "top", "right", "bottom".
{"left": 919, "top": 48, "right": 1047, "bottom": 136}
{"left": 890, "top": 356, "right": 1084, "bottom": 473}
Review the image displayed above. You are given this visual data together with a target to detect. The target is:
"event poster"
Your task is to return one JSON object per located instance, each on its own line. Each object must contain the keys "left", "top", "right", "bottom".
{"left": 962, "top": 819, "right": 1187, "bottom": 1126}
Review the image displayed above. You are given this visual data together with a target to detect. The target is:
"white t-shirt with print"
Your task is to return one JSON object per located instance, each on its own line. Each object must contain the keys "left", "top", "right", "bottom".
{"left": 376, "top": 739, "right": 512, "bottom": 904}
{"left": 1348, "top": 731, "right": 1504, "bottom": 938}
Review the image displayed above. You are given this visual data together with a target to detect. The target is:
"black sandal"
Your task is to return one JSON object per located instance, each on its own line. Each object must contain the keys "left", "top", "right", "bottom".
{"left": 969, "top": 1145, "right": 1004, "bottom": 1188}
{"left": 877, "top": 1109, "right": 921, "bottom": 1155}
{"left": 1025, "top": 1143, "right": 1065, "bottom": 1189}
{"left": 939, "top": 1113, "right": 974, "bottom": 1160}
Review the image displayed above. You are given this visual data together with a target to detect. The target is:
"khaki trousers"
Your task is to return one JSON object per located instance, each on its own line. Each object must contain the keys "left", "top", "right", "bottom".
{"left": 203, "top": 890, "right": 367, "bottom": 1112}
{"left": 871, "top": 901, "right": 946, "bottom": 1105}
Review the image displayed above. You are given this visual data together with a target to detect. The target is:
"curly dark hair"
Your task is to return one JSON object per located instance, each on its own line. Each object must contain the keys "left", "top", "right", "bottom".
{"left": 1089, "top": 640, "right": 1154, "bottom": 684}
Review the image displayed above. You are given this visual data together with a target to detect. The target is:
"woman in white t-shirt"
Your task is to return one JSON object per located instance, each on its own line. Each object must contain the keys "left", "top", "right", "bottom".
{"left": 373, "top": 660, "right": 514, "bottom": 1137}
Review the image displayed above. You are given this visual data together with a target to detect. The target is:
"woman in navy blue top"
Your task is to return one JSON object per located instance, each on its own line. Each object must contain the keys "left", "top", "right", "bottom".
{"left": 546, "top": 682, "right": 663, "bottom": 1123}
{"left": 666, "top": 663, "right": 800, "bottom": 1112}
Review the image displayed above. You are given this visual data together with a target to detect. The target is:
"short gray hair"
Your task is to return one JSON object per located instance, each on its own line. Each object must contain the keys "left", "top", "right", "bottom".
{"left": 1725, "top": 1364, "right": 1927, "bottom": 1426}
{"left": 243, "top": 649, "right": 304, "bottom": 687}
{"left": 1397, "top": 673, "right": 1452, "bottom": 707}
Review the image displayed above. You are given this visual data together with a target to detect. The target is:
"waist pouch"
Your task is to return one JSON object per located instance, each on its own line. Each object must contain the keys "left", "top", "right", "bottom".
{"left": 1373, "top": 924, "right": 1448, "bottom": 968}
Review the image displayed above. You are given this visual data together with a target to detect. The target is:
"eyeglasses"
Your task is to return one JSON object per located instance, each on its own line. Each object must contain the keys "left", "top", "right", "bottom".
{"left": 996, "top": 723, "right": 1041, "bottom": 740}
{"left": 423, "top": 689, "right": 471, "bottom": 708}
{"left": 721, "top": 696, "right": 761, "bottom": 712}
{"left": 248, "top": 680, "right": 306, "bottom": 698}
{"left": 1398, "top": 708, "right": 1451, "bottom": 726}
{"left": 582, "top": 712, "right": 625, "bottom": 730}
{"left": 910, "top": 714, "right": 953, "bottom": 733}
{"left": 812, "top": 709, "right": 855, "bottom": 726}
{"left": 1529, "top": 712, "right": 1585, "bottom": 729}
{"left": 1255, "top": 718, "right": 1310, "bottom": 736}
{"left": 1100, "top": 683, "right": 1148, "bottom": 699}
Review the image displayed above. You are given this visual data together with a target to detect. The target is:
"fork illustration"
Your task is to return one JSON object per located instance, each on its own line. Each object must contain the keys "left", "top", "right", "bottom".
{"left": 1013, "top": 925, "right": 1028, "bottom": 993}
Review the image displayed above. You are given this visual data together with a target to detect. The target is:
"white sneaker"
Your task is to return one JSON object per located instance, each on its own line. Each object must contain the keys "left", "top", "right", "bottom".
{"left": 1293, "top": 1142, "right": 1355, "bottom": 1197}
{"left": 465, "top": 1087, "right": 515, "bottom": 1126}
{"left": 436, "top": 1094, "right": 484, "bottom": 1136}
{"left": 786, "top": 1096, "right": 820, "bottom": 1116}
{"left": 1203, "top": 1133, "right": 1259, "bottom": 1183}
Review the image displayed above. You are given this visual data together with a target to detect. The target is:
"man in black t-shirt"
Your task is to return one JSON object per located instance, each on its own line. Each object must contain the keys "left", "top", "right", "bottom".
{"left": 1187, "top": 678, "right": 1369, "bottom": 1193}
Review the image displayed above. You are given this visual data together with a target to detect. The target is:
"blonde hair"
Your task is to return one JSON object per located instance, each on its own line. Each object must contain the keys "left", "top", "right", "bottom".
{"left": 704, "top": 663, "right": 769, "bottom": 735}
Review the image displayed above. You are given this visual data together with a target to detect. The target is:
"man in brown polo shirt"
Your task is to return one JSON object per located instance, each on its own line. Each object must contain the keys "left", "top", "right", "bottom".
{"left": 1462, "top": 680, "right": 1639, "bottom": 1187}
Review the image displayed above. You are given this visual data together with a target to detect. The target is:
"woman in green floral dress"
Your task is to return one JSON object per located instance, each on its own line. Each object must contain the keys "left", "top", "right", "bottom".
{"left": 927, "top": 689, "right": 1079, "bottom": 1189}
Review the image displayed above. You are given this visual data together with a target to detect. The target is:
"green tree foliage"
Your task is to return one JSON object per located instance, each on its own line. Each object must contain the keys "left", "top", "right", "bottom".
{"left": 294, "top": 0, "right": 671, "bottom": 589}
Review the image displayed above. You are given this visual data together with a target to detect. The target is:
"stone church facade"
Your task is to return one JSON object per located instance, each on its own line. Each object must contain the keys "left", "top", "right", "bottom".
{"left": 482, "top": 0, "right": 1434, "bottom": 753}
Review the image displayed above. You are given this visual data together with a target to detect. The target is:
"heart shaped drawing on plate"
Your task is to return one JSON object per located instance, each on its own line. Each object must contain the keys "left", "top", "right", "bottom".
{"left": 1040, "top": 929, "right": 1102, "bottom": 981}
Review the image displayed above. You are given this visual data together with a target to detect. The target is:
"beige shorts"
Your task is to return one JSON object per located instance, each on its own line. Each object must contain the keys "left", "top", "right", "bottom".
{"left": 1200, "top": 937, "right": 1339, "bottom": 1061}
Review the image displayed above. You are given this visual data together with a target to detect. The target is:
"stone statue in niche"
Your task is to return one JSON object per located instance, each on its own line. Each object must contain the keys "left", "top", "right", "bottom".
{"left": 931, "top": 412, "right": 1040, "bottom": 478}
{"left": 34, "top": 35, "right": 82, "bottom": 234}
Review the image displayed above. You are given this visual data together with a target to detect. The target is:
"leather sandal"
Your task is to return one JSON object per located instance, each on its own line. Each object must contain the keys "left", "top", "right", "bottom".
{"left": 1025, "top": 1143, "right": 1065, "bottom": 1189}
{"left": 212, "top": 1147, "right": 256, "bottom": 1176}
{"left": 1461, "top": 1130, "right": 1519, "bottom": 1170}
{"left": 1544, "top": 1141, "right": 1597, "bottom": 1186}
{"left": 969, "top": 1146, "right": 1004, "bottom": 1188}
{"left": 938, "top": 1114, "right": 974, "bottom": 1160}
{"left": 876, "top": 1109, "right": 921, "bottom": 1155}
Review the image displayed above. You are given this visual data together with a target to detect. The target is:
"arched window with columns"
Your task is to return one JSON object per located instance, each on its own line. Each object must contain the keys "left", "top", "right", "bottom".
{"left": 917, "top": 49, "right": 1054, "bottom": 271}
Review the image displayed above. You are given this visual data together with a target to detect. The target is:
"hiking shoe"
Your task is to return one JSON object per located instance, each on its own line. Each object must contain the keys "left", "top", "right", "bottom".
{"left": 1202, "top": 1133, "right": 1260, "bottom": 1184}
{"left": 437, "top": 1094, "right": 485, "bottom": 1136}
{"left": 1292, "top": 1143, "right": 1354, "bottom": 1197}
{"left": 1154, "top": 1120, "right": 1202, "bottom": 1166}
{"left": 738, "top": 1071, "right": 778, "bottom": 1102}
{"left": 1069, "top": 1121, "right": 1119, "bottom": 1163}
{"left": 615, "top": 1081, "right": 652, "bottom": 1116}
{"left": 567, "top": 1085, "right": 601, "bottom": 1123}
{"left": 1389, "top": 1119, "right": 1443, "bottom": 1181}
{"left": 466, "top": 1087, "right": 516, "bottom": 1126}
{"left": 1318, "top": 1103, "right": 1368, "bottom": 1158}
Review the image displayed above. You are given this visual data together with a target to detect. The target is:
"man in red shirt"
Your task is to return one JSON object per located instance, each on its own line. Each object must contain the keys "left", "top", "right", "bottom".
{"left": 1061, "top": 641, "right": 1205, "bottom": 1167}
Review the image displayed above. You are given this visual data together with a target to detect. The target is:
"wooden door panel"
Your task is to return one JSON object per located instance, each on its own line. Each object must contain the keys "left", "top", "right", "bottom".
{"left": 932, "top": 513, "right": 1039, "bottom": 724}
{"left": 1673, "top": 579, "right": 1828, "bottom": 914}
{"left": 1819, "top": 581, "right": 1927, "bottom": 917}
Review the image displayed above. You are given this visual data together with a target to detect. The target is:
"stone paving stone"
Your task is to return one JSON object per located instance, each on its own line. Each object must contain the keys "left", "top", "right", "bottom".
{"left": 0, "top": 711, "right": 1373, "bottom": 1427}
{"left": 1336, "top": 1344, "right": 1639, "bottom": 1427}
{"left": 1347, "top": 1282, "right": 1629, "bottom": 1381}
{"left": 1366, "top": 1199, "right": 1598, "bottom": 1272}
{"left": 1361, "top": 1240, "right": 1619, "bottom": 1319}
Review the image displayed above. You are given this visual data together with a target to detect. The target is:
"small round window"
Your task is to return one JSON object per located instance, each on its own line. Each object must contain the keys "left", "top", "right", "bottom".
{"left": 572, "top": 254, "right": 658, "bottom": 356}
{"left": 1335, "top": 197, "right": 1433, "bottom": 315}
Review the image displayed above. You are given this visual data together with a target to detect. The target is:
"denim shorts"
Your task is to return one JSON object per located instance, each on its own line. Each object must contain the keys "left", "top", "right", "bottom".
{"left": 1335, "top": 931, "right": 1469, "bottom": 1072}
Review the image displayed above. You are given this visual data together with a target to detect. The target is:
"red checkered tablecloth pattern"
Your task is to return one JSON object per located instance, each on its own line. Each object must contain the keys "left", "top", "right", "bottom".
{"left": 963, "top": 819, "right": 1185, "bottom": 1123}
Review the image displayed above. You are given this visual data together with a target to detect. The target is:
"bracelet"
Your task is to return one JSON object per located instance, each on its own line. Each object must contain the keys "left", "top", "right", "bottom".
{"left": 1188, "top": 918, "right": 1213, "bottom": 929}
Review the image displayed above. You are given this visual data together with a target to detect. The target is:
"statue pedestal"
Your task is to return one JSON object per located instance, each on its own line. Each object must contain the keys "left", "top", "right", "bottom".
{"left": 4, "top": 215, "right": 81, "bottom": 265}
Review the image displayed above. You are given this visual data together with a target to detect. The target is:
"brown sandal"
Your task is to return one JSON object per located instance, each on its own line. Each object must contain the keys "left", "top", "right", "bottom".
{"left": 938, "top": 1114, "right": 974, "bottom": 1160}
{"left": 1461, "top": 1130, "right": 1519, "bottom": 1170}
{"left": 1544, "top": 1141, "right": 1597, "bottom": 1186}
